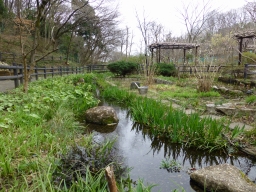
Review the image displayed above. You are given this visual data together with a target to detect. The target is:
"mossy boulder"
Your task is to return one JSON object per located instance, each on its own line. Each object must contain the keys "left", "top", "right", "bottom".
{"left": 85, "top": 106, "right": 119, "bottom": 125}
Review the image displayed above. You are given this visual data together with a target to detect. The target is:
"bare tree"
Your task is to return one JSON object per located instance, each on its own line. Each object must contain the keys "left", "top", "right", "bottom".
{"left": 178, "top": 0, "right": 216, "bottom": 43}
{"left": 135, "top": 9, "right": 151, "bottom": 75}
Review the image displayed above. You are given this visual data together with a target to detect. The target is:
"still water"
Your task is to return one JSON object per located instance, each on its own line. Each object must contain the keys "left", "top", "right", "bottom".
{"left": 87, "top": 103, "right": 256, "bottom": 192}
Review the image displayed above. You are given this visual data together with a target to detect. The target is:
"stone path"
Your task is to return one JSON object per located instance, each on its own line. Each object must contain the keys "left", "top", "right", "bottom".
{"left": 0, "top": 80, "right": 15, "bottom": 93}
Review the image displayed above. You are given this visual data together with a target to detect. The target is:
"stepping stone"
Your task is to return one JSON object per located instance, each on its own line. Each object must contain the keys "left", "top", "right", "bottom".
{"left": 185, "top": 109, "right": 196, "bottom": 115}
{"left": 229, "top": 122, "right": 254, "bottom": 131}
{"left": 200, "top": 115, "right": 223, "bottom": 120}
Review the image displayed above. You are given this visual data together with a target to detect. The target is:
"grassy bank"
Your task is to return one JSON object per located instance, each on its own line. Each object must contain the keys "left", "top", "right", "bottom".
{"left": 101, "top": 85, "right": 245, "bottom": 151}
{"left": 0, "top": 74, "right": 153, "bottom": 191}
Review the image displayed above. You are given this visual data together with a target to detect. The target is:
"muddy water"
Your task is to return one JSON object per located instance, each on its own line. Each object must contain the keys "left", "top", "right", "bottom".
{"left": 86, "top": 103, "right": 256, "bottom": 192}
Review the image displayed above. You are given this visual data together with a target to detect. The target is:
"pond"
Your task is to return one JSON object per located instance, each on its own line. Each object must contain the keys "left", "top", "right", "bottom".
{"left": 86, "top": 103, "right": 256, "bottom": 192}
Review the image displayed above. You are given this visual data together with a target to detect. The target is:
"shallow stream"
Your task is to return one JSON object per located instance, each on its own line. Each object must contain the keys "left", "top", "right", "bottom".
{"left": 86, "top": 103, "right": 256, "bottom": 192}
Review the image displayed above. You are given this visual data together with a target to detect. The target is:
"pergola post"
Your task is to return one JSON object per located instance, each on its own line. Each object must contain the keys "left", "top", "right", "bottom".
{"left": 238, "top": 38, "right": 243, "bottom": 65}
{"left": 195, "top": 46, "right": 198, "bottom": 65}
{"left": 183, "top": 49, "right": 186, "bottom": 64}
{"left": 151, "top": 49, "right": 154, "bottom": 65}
{"left": 158, "top": 48, "right": 161, "bottom": 63}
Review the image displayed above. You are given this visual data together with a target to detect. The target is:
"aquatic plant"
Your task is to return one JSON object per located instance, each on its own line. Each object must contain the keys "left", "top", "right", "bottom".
{"left": 160, "top": 158, "right": 182, "bottom": 172}
{"left": 101, "top": 85, "right": 239, "bottom": 151}
{"left": 101, "top": 86, "right": 136, "bottom": 105}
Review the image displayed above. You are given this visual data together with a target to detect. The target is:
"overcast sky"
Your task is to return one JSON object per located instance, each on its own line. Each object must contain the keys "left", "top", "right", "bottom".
{"left": 116, "top": 0, "right": 248, "bottom": 53}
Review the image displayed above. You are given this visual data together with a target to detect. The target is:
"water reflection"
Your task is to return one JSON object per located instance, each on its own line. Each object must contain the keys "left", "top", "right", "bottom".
{"left": 86, "top": 103, "right": 256, "bottom": 191}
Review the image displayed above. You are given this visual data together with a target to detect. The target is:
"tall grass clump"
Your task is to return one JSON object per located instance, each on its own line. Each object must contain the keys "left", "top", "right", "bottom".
{"left": 101, "top": 86, "right": 136, "bottom": 105}
{"left": 103, "top": 90, "right": 230, "bottom": 150}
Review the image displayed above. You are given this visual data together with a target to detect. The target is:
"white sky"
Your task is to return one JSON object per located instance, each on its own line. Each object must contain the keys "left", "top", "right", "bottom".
{"left": 116, "top": 0, "right": 248, "bottom": 53}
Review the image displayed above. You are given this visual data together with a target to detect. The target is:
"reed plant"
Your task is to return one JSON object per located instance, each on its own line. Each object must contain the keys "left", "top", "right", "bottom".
{"left": 101, "top": 86, "right": 136, "bottom": 105}
{"left": 101, "top": 86, "right": 239, "bottom": 151}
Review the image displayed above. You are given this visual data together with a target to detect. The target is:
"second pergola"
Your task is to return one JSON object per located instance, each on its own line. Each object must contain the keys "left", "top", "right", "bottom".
{"left": 148, "top": 42, "right": 200, "bottom": 65}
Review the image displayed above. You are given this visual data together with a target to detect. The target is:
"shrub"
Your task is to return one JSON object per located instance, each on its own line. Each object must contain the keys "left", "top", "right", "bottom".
{"left": 242, "top": 52, "right": 256, "bottom": 64}
{"left": 107, "top": 60, "right": 138, "bottom": 77}
{"left": 156, "top": 63, "right": 177, "bottom": 77}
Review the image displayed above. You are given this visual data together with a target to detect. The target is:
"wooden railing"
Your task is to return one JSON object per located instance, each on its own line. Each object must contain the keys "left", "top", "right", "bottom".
{"left": 176, "top": 65, "right": 224, "bottom": 74}
{"left": 0, "top": 64, "right": 109, "bottom": 88}
{"left": 244, "top": 64, "right": 256, "bottom": 79}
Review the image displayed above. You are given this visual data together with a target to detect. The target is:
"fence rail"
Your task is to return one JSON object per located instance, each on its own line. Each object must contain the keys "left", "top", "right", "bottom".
{"left": 244, "top": 64, "right": 256, "bottom": 79}
{"left": 176, "top": 65, "right": 224, "bottom": 74}
{"left": 0, "top": 64, "right": 109, "bottom": 88}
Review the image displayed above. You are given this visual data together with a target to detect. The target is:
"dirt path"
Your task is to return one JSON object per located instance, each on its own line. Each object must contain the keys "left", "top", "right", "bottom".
{"left": 0, "top": 80, "right": 15, "bottom": 93}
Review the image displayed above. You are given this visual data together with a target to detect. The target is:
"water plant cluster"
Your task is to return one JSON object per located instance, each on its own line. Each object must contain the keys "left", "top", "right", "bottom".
{"left": 0, "top": 74, "right": 153, "bottom": 191}
{"left": 101, "top": 86, "right": 245, "bottom": 151}
{"left": 160, "top": 158, "right": 182, "bottom": 172}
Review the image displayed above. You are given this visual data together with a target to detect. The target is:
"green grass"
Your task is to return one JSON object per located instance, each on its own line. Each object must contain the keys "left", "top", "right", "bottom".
{"left": 161, "top": 89, "right": 220, "bottom": 98}
{"left": 245, "top": 95, "right": 256, "bottom": 104}
{"left": 0, "top": 74, "right": 154, "bottom": 191}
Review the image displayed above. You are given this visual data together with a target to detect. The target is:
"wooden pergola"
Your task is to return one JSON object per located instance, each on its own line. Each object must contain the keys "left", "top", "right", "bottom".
{"left": 234, "top": 31, "right": 256, "bottom": 65}
{"left": 148, "top": 42, "right": 200, "bottom": 64}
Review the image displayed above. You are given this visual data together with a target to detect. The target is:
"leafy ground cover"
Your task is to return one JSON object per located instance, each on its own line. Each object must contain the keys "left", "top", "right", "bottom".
{"left": 0, "top": 74, "right": 154, "bottom": 191}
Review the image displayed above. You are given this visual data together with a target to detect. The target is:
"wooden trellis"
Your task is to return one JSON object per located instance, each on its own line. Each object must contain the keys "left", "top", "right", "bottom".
{"left": 233, "top": 31, "right": 256, "bottom": 65}
{"left": 148, "top": 42, "right": 200, "bottom": 65}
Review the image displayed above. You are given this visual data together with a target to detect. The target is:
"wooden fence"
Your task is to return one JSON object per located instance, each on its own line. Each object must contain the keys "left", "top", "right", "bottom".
{"left": 244, "top": 64, "right": 256, "bottom": 79}
{"left": 176, "top": 65, "right": 224, "bottom": 74}
{"left": 0, "top": 64, "right": 109, "bottom": 88}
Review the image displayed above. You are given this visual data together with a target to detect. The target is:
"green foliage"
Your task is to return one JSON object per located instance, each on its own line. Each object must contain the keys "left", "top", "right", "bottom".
{"left": 160, "top": 158, "right": 182, "bottom": 172}
{"left": 185, "top": 53, "right": 193, "bottom": 62}
{"left": 0, "top": 0, "right": 7, "bottom": 19}
{"left": 101, "top": 86, "right": 136, "bottom": 105}
{"left": 101, "top": 86, "right": 232, "bottom": 151}
{"left": 107, "top": 60, "right": 138, "bottom": 77}
{"left": 0, "top": 74, "right": 100, "bottom": 190}
{"left": 242, "top": 52, "right": 256, "bottom": 64}
{"left": 156, "top": 63, "right": 177, "bottom": 77}
{"left": 245, "top": 95, "right": 256, "bottom": 104}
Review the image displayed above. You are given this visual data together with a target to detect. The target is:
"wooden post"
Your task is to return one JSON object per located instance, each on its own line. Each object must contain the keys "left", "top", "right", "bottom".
{"left": 183, "top": 49, "right": 186, "bottom": 64}
{"left": 35, "top": 66, "right": 38, "bottom": 80}
{"left": 105, "top": 166, "right": 118, "bottom": 192}
{"left": 158, "top": 48, "right": 161, "bottom": 63}
{"left": 238, "top": 38, "right": 243, "bottom": 65}
{"left": 244, "top": 64, "right": 248, "bottom": 79}
{"left": 195, "top": 47, "right": 198, "bottom": 65}
{"left": 19, "top": 64, "right": 23, "bottom": 85}
{"left": 51, "top": 66, "right": 54, "bottom": 77}
{"left": 44, "top": 66, "right": 46, "bottom": 79}
{"left": 60, "top": 66, "right": 63, "bottom": 76}
{"left": 13, "top": 63, "right": 19, "bottom": 88}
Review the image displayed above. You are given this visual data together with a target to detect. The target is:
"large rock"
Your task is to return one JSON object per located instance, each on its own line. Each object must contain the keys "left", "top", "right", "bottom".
{"left": 85, "top": 106, "right": 119, "bottom": 125}
{"left": 190, "top": 164, "right": 256, "bottom": 192}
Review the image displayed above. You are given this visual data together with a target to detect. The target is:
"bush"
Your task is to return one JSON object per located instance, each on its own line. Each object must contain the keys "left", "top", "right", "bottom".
{"left": 156, "top": 63, "right": 177, "bottom": 77}
{"left": 107, "top": 60, "right": 138, "bottom": 77}
{"left": 242, "top": 52, "right": 256, "bottom": 64}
